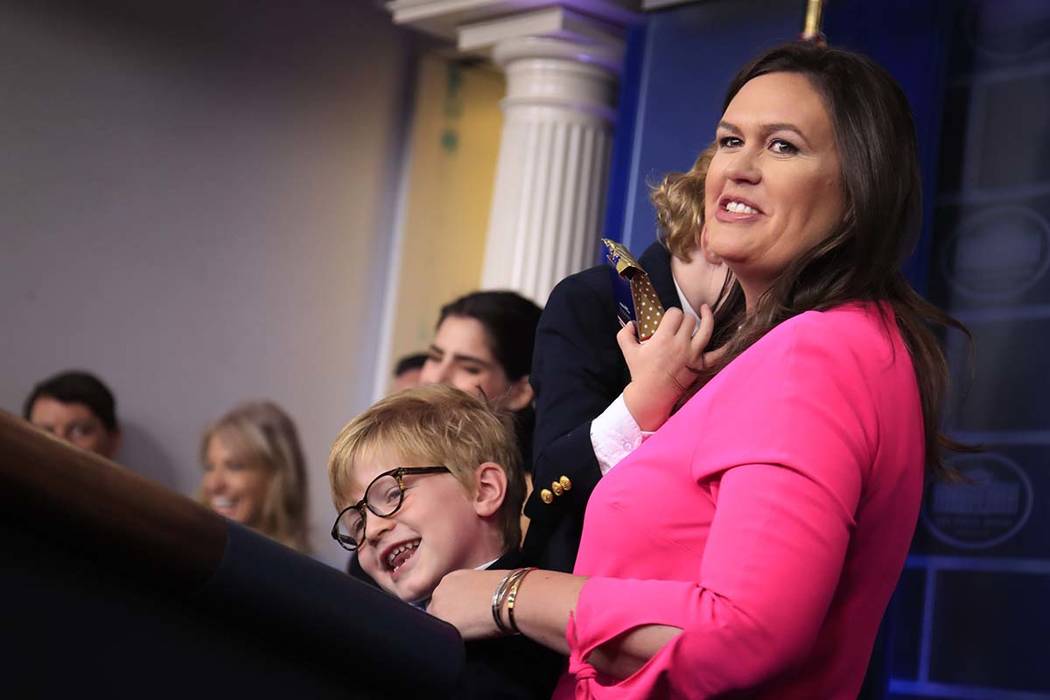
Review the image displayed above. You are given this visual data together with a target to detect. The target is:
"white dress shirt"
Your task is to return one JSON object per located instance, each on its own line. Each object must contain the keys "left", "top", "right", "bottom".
{"left": 589, "top": 273, "right": 698, "bottom": 474}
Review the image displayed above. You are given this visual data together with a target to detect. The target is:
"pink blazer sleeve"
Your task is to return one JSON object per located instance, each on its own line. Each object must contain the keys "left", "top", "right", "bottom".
{"left": 566, "top": 312, "right": 886, "bottom": 697}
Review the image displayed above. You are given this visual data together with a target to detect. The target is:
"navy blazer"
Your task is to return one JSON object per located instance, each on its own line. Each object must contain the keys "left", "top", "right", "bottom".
{"left": 459, "top": 550, "right": 564, "bottom": 699}
{"left": 347, "top": 549, "right": 563, "bottom": 699}
{"left": 522, "top": 242, "right": 681, "bottom": 573}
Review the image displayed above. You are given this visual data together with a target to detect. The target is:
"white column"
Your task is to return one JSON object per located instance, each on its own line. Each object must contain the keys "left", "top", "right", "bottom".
{"left": 480, "top": 36, "right": 622, "bottom": 303}
{"left": 386, "top": 2, "right": 635, "bottom": 304}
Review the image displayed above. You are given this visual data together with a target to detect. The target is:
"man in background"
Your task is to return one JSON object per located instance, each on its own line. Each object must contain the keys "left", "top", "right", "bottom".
{"left": 391, "top": 352, "right": 427, "bottom": 393}
{"left": 23, "top": 370, "right": 121, "bottom": 460}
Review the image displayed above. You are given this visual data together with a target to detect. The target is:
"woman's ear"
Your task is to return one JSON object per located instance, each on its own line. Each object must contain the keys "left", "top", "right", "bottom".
{"left": 473, "top": 462, "right": 508, "bottom": 518}
{"left": 502, "top": 375, "right": 534, "bottom": 412}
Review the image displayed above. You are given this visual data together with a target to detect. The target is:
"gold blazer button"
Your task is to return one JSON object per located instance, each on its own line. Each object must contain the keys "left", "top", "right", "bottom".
{"left": 540, "top": 488, "right": 554, "bottom": 504}
{"left": 559, "top": 476, "right": 572, "bottom": 491}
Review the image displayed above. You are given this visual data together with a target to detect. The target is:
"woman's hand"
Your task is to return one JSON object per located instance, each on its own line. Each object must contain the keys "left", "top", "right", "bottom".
{"left": 432, "top": 568, "right": 585, "bottom": 655}
{"left": 428, "top": 569, "right": 508, "bottom": 640}
{"left": 431, "top": 567, "right": 678, "bottom": 676}
{"left": 618, "top": 304, "right": 715, "bottom": 431}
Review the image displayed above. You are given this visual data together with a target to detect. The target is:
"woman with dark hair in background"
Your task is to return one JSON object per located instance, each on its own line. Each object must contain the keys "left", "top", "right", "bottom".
{"left": 420, "top": 290, "right": 543, "bottom": 477}
{"left": 199, "top": 400, "right": 311, "bottom": 554}
{"left": 429, "top": 41, "right": 967, "bottom": 699}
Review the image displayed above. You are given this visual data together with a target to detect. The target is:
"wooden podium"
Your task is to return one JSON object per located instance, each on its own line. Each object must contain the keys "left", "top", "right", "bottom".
{"left": 0, "top": 411, "right": 464, "bottom": 698}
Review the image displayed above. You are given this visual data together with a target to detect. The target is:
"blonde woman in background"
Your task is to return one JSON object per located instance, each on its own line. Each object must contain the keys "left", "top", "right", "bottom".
{"left": 199, "top": 401, "right": 311, "bottom": 554}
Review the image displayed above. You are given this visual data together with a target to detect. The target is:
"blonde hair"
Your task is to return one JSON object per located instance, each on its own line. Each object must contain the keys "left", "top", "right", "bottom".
{"left": 650, "top": 143, "right": 716, "bottom": 262}
{"left": 328, "top": 384, "right": 525, "bottom": 550}
{"left": 199, "top": 401, "right": 311, "bottom": 554}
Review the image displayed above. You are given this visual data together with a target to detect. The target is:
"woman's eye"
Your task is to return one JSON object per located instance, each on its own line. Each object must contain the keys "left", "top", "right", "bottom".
{"left": 770, "top": 138, "right": 798, "bottom": 155}
{"left": 718, "top": 135, "right": 742, "bottom": 149}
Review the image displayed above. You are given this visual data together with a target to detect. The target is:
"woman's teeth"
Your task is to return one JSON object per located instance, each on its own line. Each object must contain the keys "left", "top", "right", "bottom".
{"left": 212, "top": 497, "right": 234, "bottom": 509}
{"left": 726, "top": 201, "right": 758, "bottom": 214}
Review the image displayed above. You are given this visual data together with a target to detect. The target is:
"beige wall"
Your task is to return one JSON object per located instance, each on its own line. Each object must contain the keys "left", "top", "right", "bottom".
{"left": 384, "top": 54, "right": 505, "bottom": 387}
{"left": 0, "top": 1, "right": 416, "bottom": 567}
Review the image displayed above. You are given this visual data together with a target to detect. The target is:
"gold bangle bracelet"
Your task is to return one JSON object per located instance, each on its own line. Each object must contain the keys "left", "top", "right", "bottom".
{"left": 494, "top": 568, "right": 531, "bottom": 635}
{"left": 505, "top": 567, "right": 537, "bottom": 635}
{"left": 491, "top": 570, "right": 518, "bottom": 635}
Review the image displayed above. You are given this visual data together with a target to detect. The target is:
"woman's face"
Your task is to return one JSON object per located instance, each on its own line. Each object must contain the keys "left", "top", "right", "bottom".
{"left": 704, "top": 71, "right": 845, "bottom": 305}
{"left": 420, "top": 316, "right": 531, "bottom": 410}
{"left": 201, "top": 433, "right": 272, "bottom": 528}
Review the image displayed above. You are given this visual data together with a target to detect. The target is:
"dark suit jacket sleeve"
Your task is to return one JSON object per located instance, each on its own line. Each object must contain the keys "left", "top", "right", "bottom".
{"left": 522, "top": 267, "right": 629, "bottom": 572}
{"left": 452, "top": 551, "right": 564, "bottom": 699}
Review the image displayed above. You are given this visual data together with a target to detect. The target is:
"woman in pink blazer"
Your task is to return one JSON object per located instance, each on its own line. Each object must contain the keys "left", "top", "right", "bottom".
{"left": 429, "top": 42, "right": 966, "bottom": 699}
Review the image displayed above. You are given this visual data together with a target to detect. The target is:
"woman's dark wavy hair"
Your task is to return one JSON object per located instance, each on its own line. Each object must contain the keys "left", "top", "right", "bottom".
{"left": 694, "top": 42, "right": 968, "bottom": 479}
{"left": 437, "top": 290, "right": 542, "bottom": 382}
{"left": 437, "top": 290, "right": 543, "bottom": 469}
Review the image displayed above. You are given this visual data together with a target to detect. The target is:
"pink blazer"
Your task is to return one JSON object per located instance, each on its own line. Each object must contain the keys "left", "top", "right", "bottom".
{"left": 558, "top": 303, "right": 924, "bottom": 699}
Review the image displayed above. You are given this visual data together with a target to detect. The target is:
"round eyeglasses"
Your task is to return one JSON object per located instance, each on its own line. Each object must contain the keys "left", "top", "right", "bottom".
{"left": 330, "top": 466, "right": 451, "bottom": 552}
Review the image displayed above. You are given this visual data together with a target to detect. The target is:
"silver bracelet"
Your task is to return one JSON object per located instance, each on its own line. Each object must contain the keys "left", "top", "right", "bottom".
{"left": 491, "top": 570, "right": 517, "bottom": 635}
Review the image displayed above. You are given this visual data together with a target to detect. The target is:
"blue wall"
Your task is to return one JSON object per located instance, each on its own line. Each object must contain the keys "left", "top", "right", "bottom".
{"left": 606, "top": 0, "right": 800, "bottom": 256}
{"left": 604, "top": 0, "right": 1050, "bottom": 698}
{"left": 605, "top": 0, "right": 953, "bottom": 291}
{"left": 897, "top": 2, "right": 1050, "bottom": 698}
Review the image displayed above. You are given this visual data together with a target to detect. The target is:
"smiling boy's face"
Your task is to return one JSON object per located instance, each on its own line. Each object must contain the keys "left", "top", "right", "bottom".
{"left": 345, "top": 446, "right": 502, "bottom": 604}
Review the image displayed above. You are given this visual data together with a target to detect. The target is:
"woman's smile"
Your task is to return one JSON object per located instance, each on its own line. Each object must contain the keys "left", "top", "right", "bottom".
{"left": 715, "top": 194, "right": 766, "bottom": 223}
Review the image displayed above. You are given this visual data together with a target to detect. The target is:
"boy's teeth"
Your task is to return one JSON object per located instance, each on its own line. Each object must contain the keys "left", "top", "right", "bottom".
{"left": 386, "top": 541, "right": 420, "bottom": 569}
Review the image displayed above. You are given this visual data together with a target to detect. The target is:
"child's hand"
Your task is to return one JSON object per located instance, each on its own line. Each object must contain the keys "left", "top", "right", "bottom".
{"left": 428, "top": 569, "right": 508, "bottom": 640}
{"left": 618, "top": 304, "right": 715, "bottom": 431}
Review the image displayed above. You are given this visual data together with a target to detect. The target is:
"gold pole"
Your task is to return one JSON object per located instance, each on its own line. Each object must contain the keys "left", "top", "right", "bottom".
{"left": 801, "top": 0, "right": 825, "bottom": 42}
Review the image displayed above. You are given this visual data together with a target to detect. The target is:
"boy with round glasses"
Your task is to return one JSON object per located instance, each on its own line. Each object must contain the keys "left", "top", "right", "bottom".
{"left": 327, "top": 384, "right": 562, "bottom": 698}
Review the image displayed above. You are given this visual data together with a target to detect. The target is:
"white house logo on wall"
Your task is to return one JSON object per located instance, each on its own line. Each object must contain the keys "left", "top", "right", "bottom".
{"left": 922, "top": 454, "right": 1033, "bottom": 549}
{"left": 941, "top": 206, "right": 1049, "bottom": 300}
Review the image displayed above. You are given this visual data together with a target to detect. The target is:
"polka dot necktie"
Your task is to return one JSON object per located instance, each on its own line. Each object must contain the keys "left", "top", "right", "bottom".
{"left": 602, "top": 238, "right": 665, "bottom": 341}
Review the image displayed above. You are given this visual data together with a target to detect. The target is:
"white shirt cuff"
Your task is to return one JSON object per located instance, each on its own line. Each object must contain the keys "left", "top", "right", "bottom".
{"left": 590, "top": 393, "right": 652, "bottom": 476}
